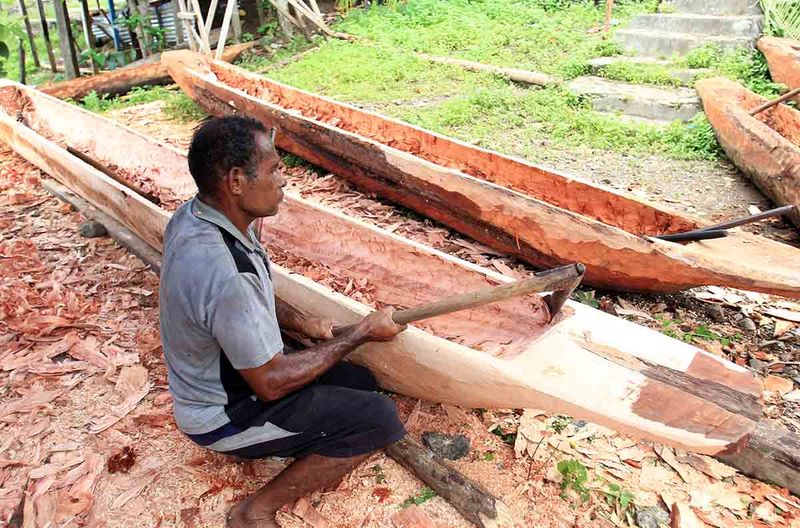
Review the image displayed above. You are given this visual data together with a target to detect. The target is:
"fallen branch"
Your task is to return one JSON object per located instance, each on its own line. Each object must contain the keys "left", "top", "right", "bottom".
{"left": 386, "top": 437, "right": 514, "bottom": 528}
{"left": 416, "top": 53, "right": 560, "bottom": 87}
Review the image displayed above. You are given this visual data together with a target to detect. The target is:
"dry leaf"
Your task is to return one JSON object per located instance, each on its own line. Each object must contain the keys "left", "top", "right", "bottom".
{"left": 292, "top": 497, "right": 329, "bottom": 528}
{"left": 392, "top": 505, "right": 437, "bottom": 528}
{"left": 763, "top": 307, "right": 800, "bottom": 323}
{"left": 670, "top": 502, "right": 703, "bottom": 528}
{"left": 764, "top": 375, "right": 794, "bottom": 396}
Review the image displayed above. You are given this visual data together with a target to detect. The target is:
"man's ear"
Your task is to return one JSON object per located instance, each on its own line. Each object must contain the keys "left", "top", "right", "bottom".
{"left": 226, "top": 167, "right": 247, "bottom": 196}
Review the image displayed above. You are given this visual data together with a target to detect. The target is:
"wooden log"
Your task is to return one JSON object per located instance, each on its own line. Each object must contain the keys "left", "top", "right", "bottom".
{"left": 40, "top": 41, "right": 254, "bottom": 100}
{"left": 40, "top": 179, "right": 162, "bottom": 272}
{"left": 35, "top": 0, "right": 57, "bottom": 73}
{"left": 231, "top": 0, "right": 242, "bottom": 43}
{"left": 17, "top": 0, "right": 41, "bottom": 69}
{"left": 52, "top": 0, "right": 79, "bottom": 80}
{"left": 386, "top": 437, "right": 514, "bottom": 528}
{"left": 79, "top": 0, "right": 99, "bottom": 74}
{"left": 718, "top": 419, "right": 800, "bottom": 496}
{"left": 416, "top": 53, "right": 559, "bottom": 87}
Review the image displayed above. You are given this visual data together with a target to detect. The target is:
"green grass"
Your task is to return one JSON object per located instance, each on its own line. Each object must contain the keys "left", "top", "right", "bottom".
{"left": 243, "top": 0, "right": 730, "bottom": 161}
{"left": 77, "top": 85, "right": 208, "bottom": 122}
{"left": 333, "top": 0, "right": 654, "bottom": 78}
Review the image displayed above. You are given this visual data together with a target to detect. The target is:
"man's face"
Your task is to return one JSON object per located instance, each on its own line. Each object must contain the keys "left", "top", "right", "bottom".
{"left": 236, "top": 132, "right": 286, "bottom": 218}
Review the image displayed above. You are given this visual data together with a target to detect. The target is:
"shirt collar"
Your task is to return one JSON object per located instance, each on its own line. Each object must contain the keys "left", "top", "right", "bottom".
{"left": 191, "top": 196, "right": 258, "bottom": 252}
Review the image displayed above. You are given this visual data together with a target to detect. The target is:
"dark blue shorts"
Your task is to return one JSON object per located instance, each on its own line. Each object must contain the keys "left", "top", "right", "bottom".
{"left": 186, "top": 362, "right": 406, "bottom": 459}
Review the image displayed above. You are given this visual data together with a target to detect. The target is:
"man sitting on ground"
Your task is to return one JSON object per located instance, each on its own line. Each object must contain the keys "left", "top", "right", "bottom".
{"left": 159, "top": 116, "right": 407, "bottom": 528}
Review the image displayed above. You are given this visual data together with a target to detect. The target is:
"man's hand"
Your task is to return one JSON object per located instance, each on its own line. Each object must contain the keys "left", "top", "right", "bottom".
{"left": 357, "top": 307, "right": 407, "bottom": 342}
{"left": 302, "top": 317, "right": 336, "bottom": 340}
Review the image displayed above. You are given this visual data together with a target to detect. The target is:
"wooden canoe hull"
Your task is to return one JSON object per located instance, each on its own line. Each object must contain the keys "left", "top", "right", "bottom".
{"left": 758, "top": 36, "right": 800, "bottom": 100}
{"left": 0, "top": 81, "right": 762, "bottom": 454}
{"left": 162, "top": 51, "right": 800, "bottom": 298}
{"left": 39, "top": 42, "right": 255, "bottom": 101}
{"left": 696, "top": 77, "right": 800, "bottom": 228}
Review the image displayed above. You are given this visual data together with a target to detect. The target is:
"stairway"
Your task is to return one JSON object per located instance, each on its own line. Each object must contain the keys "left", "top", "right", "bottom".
{"left": 567, "top": 1, "right": 764, "bottom": 124}
{"left": 615, "top": 0, "right": 763, "bottom": 58}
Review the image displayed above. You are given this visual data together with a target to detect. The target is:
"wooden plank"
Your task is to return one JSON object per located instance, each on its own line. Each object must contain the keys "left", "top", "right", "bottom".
{"left": 52, "top": 0, "right": 79, "bottom": 80}
{"left": 35, "top": 0, "right": 57, "bottom": 73}
{"left": 17, "top": 0, "right": 41, "bottom": 68}
{"left": 162, "top": 52, "right": 800, "bottom": 298}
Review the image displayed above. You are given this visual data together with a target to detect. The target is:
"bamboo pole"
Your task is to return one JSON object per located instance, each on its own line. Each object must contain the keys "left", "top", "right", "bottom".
{"left": 176, "top": 0, "right": 198, "bottom": 52}
{"left": 17, "top": 0, "right": 41, "bottom": 68}
{"left": 189, "top": 0, "right": 212, "bottom": 53}
{"left": 34, "top": 0, "right": 57, "bottom": 72}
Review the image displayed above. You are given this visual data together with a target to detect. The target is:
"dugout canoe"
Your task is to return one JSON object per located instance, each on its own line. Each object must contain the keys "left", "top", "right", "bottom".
{"left": 0, "top": 81, "right": 763, "bottom": 455}
{"left": 162, "top": 51, "right": 800, "bottom": 298}
{"left": 696, "top": 77, "right": 800, "bottom": 229}
{"left": 758, "top": 36, "right": 800, "bottom": 101}
{"left": 38, "top": 42, "right": 255, "bottom": 102}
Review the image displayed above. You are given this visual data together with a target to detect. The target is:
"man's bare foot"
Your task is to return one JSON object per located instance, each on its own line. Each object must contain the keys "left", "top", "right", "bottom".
{"left": 225, "top": 500, "right": 280, "bottom": 528}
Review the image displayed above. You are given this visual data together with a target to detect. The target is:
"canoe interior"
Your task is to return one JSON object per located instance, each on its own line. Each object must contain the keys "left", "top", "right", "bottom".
{"left": 207, "top": 61, "right": 700, "bottom": 237}
{"left": 734, "top": 90, "right": 800, "bottom": 147}
{"left": 0, "top": 84, "right": 555, "bottom": 357}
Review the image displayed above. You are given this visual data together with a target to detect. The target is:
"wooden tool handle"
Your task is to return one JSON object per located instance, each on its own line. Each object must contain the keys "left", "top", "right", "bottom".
{"left": 749, "top": 86, "right": 800, "bottom": 116}
{"left": 391, "top": 263, "right": 585, "bottom": 326}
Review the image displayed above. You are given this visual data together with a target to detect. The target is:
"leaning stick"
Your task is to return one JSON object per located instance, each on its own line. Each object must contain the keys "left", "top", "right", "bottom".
{"left": 655, "top": 205, "right": 796, "bottom": 243}
{"left": 749, "top": 86, "right": 800, "bottom": 116}
{"left": 391, "top": 263, "right": 585, "bottom": 325}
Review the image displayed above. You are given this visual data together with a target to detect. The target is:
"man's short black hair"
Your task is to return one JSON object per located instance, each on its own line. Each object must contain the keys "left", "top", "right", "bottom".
{"left": 187, "top": 116, "right": 271, "bottom": 196}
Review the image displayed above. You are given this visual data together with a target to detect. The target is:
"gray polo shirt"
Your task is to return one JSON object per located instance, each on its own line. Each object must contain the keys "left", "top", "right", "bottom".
{"left": 159, "top": 197, "right": 284, "bottom": 435}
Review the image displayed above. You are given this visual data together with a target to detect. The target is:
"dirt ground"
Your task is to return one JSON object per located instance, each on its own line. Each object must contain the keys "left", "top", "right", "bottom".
{"left": 1, "top": 94, "right": 799, "bottom": 528}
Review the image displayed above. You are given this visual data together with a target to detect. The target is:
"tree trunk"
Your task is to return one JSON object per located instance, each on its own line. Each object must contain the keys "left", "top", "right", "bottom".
{"left": 18, "top": 39, "right": 26, "bottom": 83}
{"left": 17, "top": 0, "right": 41, "bottom": 68}
{"left": 34, "top": 0, "right": 57, "bottom": 72}
{"left": 52, "top": 0, "right": 80, "bottom": 79}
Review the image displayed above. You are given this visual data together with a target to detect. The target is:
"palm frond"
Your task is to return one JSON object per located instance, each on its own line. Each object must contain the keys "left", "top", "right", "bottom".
{"left": 760, "top": 0, "right": 800, "bottom": 39}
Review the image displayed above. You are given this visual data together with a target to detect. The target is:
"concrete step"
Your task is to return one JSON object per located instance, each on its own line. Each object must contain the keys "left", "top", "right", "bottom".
{"left": 586, "top": 56, "right": 712, "bottom": 86}
{"left": 673, "top": 0, "right": 762, "bottom": 16}
{"left": 628, "top": 13, "right": 762, "bottom": 37}
{"left": 615, "top": 29, "right": 755, "bottom": 57}
{"left": 568, "top": 76, "right": 702, "bottom": 122}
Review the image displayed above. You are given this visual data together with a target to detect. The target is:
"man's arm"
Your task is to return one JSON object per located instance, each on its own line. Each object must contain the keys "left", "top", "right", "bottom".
{"left": 238, "top": 308, "right": 405, "bottom": 401}
{"left": 275, "top": 296, "right": 336, "bottom": 340}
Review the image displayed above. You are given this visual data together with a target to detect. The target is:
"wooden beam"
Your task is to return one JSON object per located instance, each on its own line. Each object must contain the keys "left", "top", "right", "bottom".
{"left": 34, "top": 0, "right": 57, "bottom": 72}
{"left": 231, "top": 0, "right": 242, "bottom": 43}
{"left": 171, "top": 0, "right": 185, "bottom": 45}
{"left": 52, "top": 0, "right": 79, "bottom": 80}
{"left": 79, "top": 0, "right": 99, "bottom": 74}
{"left": 214, "top": 0, "right": 236, "bottom": 60}
{"left": 17, "top": 0, "right": 41, "bottom": 68}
